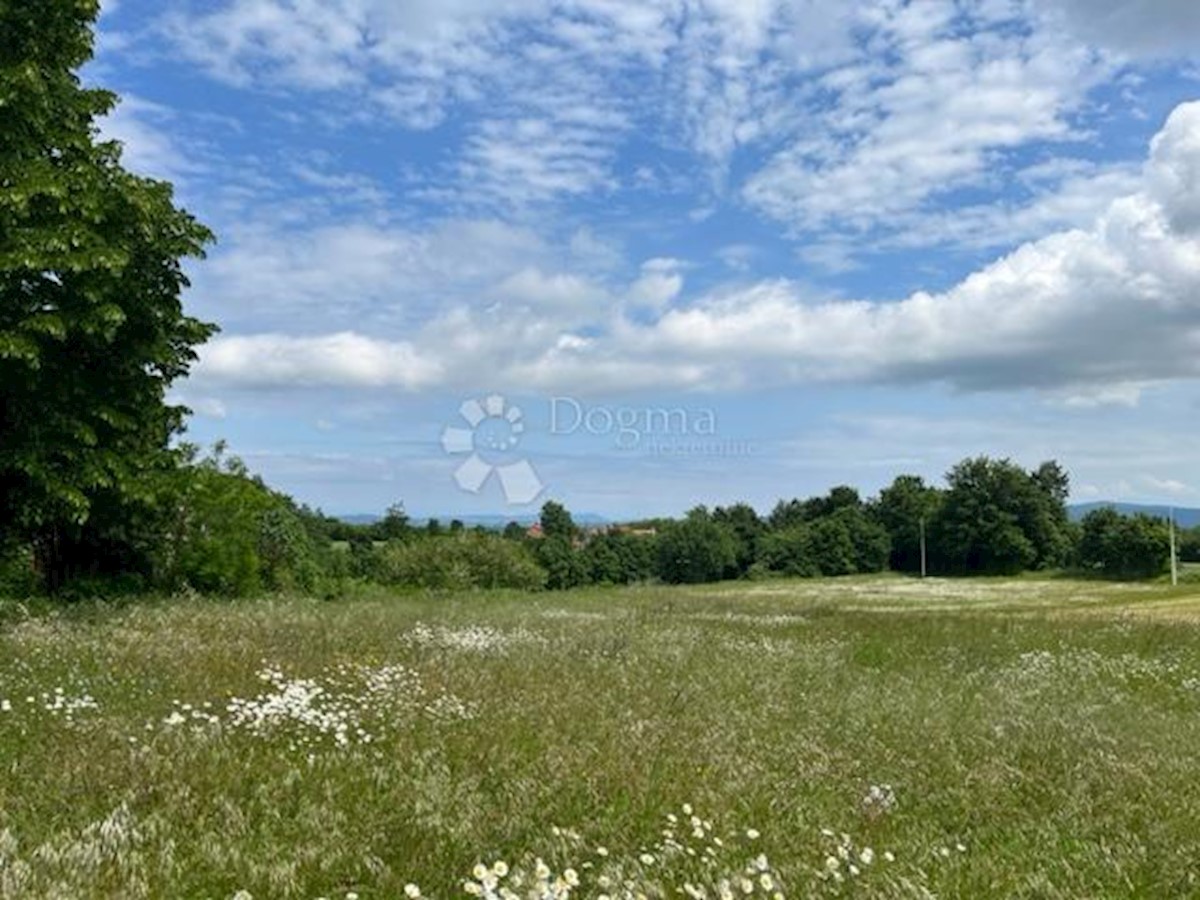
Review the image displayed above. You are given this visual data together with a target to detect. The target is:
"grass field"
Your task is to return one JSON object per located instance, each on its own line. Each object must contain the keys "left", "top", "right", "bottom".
{"left": 4, "top": 576, "right": 1200, "bottom": 899}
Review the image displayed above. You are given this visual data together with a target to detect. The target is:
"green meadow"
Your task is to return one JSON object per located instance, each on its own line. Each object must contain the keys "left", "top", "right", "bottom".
{"left": 4, "top": 576, "right": 1200, "bottom": 899}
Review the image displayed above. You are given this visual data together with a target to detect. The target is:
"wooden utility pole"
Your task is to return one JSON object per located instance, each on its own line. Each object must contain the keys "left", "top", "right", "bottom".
{"left": 1170, "top": 507, "right": 1179, "bottom": 587}
{"left": 920, "top": 516, "right": 927, "bottom": 579}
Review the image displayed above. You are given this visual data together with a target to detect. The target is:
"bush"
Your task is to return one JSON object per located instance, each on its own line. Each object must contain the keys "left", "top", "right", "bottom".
{"left": 1079, "top": 509, "right": 1170, "bottom": 579}
{"left": 657, "top": 513, "right": 737, "bottom": 584}
{"left": 583, "top": 532, "right": 657, "bottom": 585}
{"left": 376, "top": 533, "right": 546, "bottom": 591}
{"left": 757, "top": 526, "right": 819, "bottom": 577}
{"left": 535, "top": 536, "right": 588, "bottom": 590}
{"left": 0, "top": 544, "right": 37, "bottom": 597}
{"left": 150, "top": 448, "right": 325, "bottom": 596}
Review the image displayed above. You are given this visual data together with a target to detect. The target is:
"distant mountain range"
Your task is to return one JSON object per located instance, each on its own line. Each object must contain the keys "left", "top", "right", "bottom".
{"left": 1069, "top": 502, "right": 1200, "bottom": 529}
{"left": 335, "top": 512, "right": 611, "bottom": 528}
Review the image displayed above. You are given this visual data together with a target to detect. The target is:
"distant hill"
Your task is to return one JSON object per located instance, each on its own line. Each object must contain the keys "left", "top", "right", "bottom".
{"left": 334, "top": 512, "right": 611, "bottom": 528}
{"left": 1069, "top": 502, "right": 1200, "bottom": 529}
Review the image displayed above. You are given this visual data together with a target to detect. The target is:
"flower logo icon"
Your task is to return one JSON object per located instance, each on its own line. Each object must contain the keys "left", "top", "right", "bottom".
{"left": 440, "top": 394, "right": 545, "bottom": 504}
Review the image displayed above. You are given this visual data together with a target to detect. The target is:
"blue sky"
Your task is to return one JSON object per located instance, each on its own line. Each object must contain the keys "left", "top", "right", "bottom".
{"left": 91, "top": 0, "right": 1200, "bottom": 518}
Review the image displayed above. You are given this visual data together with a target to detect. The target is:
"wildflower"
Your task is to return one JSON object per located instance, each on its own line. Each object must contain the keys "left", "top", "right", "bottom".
{"left": 824, "top": 857, "right": 840, "bottom": 872}
{"left": 563, "top": 869, "right": 580, "bottom": 887}
{"left": 739, "top": 877, "right": 754, "bottom": 894}
{"left": 753, "top": 854, "right": 769, "bottom": 872}
{"left": 639, "top": 853, "right": 656, "bottom": 866}
{"left": 0, "top": 700, "right": 10, "bottom": 712}
{"left": 860, "top": 848, "right": 874, "bottom": 865}
{"left": 956, "top": 843, "right": 967, "bottom": 853}
{"left": 536, "top": 859, "right": 552, "bottom": 880}
{"left": 745, "top": 829, "right": 760, "bottom": 841}
{"left": 493, "top": 861, "right": 509, "bottom": 877}
{"left": 232, "top": 892, "right": 253, "bottom": 900}
{"left": 596, "top": 847, "right": 609, "bottom": 857}
{"left": 473, "top": 864, "right": 489, "bottom": 881}
{"left": 883, "top": 851, "right": 895, "bottom": 863}
{"left": 759, "top": 874, "right": 774, "bottom": 891}
{"left": 405, "top": 885, "right": 422, "bottom": 898}
{"left": 682, "top": 803, "right": 694, "bottom": 815}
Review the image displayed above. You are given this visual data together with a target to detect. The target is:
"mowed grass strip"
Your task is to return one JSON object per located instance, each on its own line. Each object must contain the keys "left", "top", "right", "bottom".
{"left": 2, "top": 577, "right": 1200, "bottom": 899}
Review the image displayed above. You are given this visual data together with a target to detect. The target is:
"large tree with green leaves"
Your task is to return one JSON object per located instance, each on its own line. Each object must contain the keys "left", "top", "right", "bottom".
{"left": 932, "top": 457, "right": 1073, "bottom": 575}
{"left": 0, "top": 0, "right": 216, "bottom": 590}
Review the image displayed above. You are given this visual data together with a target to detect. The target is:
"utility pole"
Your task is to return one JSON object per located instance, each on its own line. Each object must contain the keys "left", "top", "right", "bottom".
{"left": 920, "top": 516, "right": 927, "bottom": 579}
{"left": 1170, "top": 507, "right": 1179, "bottom": 587}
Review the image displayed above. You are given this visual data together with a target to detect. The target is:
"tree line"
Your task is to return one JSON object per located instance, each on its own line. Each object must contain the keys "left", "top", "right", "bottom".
{"left": 0, "top": 3, "right": 1189, "bottom": 599}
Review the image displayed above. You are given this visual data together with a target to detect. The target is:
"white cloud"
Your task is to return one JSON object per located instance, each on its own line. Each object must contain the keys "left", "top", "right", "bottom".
{"left": 198, "top": 332, "right": 443, "bottom": 389}
{"left": 1141, "top": 474, "right": 1193, "bottom": 496}
{"left": 192, "top": 101, "right": 1200, "bottom": 399}
{"left": 743, "top": 3, "right": 1109, "bottom": 239}
{"left": 98, "top": 95, "right": 197, "bottom": 183}
{"left": 1037, "top": 0, "right": 1200, "bottom": 58}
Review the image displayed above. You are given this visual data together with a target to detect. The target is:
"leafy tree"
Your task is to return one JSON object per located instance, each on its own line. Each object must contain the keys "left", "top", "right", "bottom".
{"left": 448, "top": 518, "right": 465, "bottom": 534}
{"left": 932, "top": 457, "right": 1071, "bottom": 575}
{"left": 425, "top": 519, "right": 443, "bottom": 537}
{"left": 832, "top": 506, "right": 891, "bottom": 573}
{"left": 539, "top": 500, "right": 577, "bottom": 541}
{"left": 712, "top": 502, "right": 765, "bottom": 577}
{"left": 502, "top": 521, "right": 527, "bottom": 541}
{"left": 809, "top": 516, "right": 857, "bottom": 576}
{"left": 0, "top": 1, "right": 216, "bottom": 591}
{"left": 535, "top": 536, "right": 587, "bottom": 590}
{"left": 154, "top": 446, "right": 321, "bottom": 595}
{"left": 1078, "top": 508, "right": 1171, "bottom": 579}
{"left": 768, "top": 498, "right": 807, "bottom": 531}
{"left": 875, "top": 475, "right": 942, "bottom": 572}
{"left": 656, "top": 509, "right": 737, "bottom": 584}
{"left": 583, "top": 531, "right": 657, "bottom": 585}
{"left": 377, "top": 502, "right": 410, "bottom": 541}
{"left": 1180, "top": 526, "right": 1200, "bottom": 564}
{"left": 757, "top": 525, "right": 819, "bottom": 577}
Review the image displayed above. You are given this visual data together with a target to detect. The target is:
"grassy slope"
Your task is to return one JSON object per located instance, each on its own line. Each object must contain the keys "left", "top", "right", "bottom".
{"left": 3, "top": 576, "right": 1200, "bottom": 898}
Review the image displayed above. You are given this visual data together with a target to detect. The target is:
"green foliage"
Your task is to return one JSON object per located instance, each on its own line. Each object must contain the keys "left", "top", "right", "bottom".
{"left": 377, "top": 503, "right": 410, "bottom": 541}
{"left": 757, "top": 525, "right": 819, "bottom": 577}
{"left": 656, "top": 509, "right": 737, "bottom": 584}
{"left": 876, "top": 475, "right": 941, "bottom": 572}
{"left": 539, "top": 501, "right": 577, "bottom": 540}
{"left": 809, "top": 515, "right": 857, "bottom": 576}
{"left": 534, "top": 536, "right": 588, "bottom": 590}
{"left": 1079, "top": 508, "right": 1171, "bottom": 579}
{"left": 375, "top": 532, "right": 546, "bottom": 591}
{"left": 0, "top": 0, "right": 216, "bottom": 592}
{"left": 711, "top": 503, "right": 764, "bottom": 576}
{"left": 1178, "top": 526, "right": 1200, "bottom": 564}
{"left": 582, "top": 531, "right": 657, "bottom": 585}
{"left": 0, "top": 543, "right": 36, "bottom": 597}
{"left": 932, "top": 457, "right": 1072, "bottom": 575}
{"left": 151, "top": 447, "right": 323, "bottom": 596}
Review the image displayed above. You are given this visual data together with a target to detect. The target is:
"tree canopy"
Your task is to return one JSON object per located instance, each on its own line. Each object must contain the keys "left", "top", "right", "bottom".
{"left": 1, "top": 0, "right": 216, "bottom": 590}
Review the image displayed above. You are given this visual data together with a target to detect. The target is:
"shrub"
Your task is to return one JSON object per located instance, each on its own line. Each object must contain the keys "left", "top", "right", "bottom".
{"left": 376, "top": 533, "right": 546, "bottom": 591}
{"left": 1078, "top": 509, "right": 1170, "bottom": 579}
{"left": 757, "top": 525, "right": 819, "bottom": 577}
{"left": 656, "top": 513, "right": 737, "bottom": 584}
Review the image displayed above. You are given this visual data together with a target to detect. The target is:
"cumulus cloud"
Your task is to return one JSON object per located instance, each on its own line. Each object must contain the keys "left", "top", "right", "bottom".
{"left": 192, "top": 101, "right": 1200, "bottom": 398}
{"left": 198, "top": 332, "right": 443, "bottom": 389}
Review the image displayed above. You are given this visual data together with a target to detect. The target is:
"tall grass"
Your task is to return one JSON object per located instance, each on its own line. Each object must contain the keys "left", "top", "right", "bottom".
{"left": 2, "top": 577, "right": 1200, "bottom": 898}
